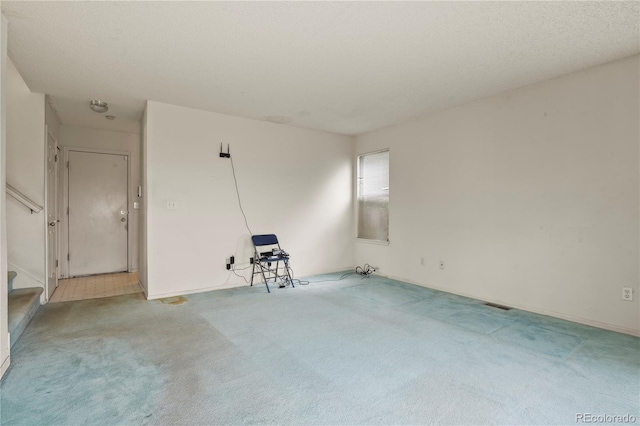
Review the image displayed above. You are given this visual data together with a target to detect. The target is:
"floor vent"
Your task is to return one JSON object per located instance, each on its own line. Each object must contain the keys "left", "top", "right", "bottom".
{"left": 484, "top": 302, "right": 512, "bottom": 311}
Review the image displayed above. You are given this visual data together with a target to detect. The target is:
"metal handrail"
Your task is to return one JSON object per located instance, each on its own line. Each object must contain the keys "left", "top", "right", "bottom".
{"left": 6, "top": 183, "right": 42, "bottom": 214}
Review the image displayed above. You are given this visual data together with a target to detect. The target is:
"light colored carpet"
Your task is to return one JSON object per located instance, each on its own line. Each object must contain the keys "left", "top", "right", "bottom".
{"left": 1, "top": 273, "right": 638, "bottom": 425}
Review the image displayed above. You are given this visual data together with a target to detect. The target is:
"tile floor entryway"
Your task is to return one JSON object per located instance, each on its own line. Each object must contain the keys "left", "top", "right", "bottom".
{"left": 50, "top": 272, "right": 142, "bottom": 303}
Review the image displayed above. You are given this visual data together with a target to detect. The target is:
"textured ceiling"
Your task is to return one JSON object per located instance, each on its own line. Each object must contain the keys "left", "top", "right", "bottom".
{"left": 2, "top": 1, "right": 639, "bottom": 136}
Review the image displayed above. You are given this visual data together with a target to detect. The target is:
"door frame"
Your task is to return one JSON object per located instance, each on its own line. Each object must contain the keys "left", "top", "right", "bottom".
{"left": 61, "top": 146, "right": 132, "bottom": 278}
{"left": 44, "top": 125, "right": 59, "bottom": 301}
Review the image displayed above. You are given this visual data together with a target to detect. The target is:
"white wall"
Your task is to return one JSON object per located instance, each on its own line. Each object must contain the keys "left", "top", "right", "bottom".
{"left": 6, "top": 57, "right": 45, "bottom": 292}
{"left": 1, "top": 13, "right": 11, "bottom": 379}
{"left": 355, "top": 55, "right": 640, "bottom": 335}
{"left": 59, "top": 125, "right": 141, "bottom": 277}
{"left": 144, "top": 101, "right": 354, "bottom": 299}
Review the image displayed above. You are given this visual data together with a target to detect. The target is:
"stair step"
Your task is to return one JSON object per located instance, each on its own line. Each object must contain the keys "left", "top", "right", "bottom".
{"left": 8, "top": 287, "right": 43, "bottom": 347}
{"left": 8, "top": 271, "right": 17, "bottom": 293}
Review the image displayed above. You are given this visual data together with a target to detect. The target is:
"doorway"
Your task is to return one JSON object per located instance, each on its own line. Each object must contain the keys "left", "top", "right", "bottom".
{"left": 65, "top": 149, "right": 129, "bottom": 277}
{"left": 45, "top": 128, "right": 59, "bottom": 300}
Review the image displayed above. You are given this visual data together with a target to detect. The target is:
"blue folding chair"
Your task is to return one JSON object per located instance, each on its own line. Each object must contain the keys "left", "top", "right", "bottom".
{"left": 250, "top": 234, "right": 294, "bottom": 293}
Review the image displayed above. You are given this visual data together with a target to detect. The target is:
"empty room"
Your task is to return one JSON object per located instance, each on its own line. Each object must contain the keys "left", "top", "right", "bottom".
{"left": 0, "top": 1, "right": 638, "bottom": 425}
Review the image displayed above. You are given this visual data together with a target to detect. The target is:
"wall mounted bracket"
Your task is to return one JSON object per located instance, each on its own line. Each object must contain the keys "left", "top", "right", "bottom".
{"left": 219, "top": 143, "right": 230, "bottom": 158}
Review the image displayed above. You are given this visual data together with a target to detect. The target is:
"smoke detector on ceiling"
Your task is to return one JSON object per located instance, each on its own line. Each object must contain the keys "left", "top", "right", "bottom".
{"left": 89, "top": 100, "right": 108, "bottom": 113}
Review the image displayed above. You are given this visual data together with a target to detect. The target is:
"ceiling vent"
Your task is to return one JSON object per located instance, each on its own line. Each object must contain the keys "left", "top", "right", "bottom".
{"left": 484, "top": 302, "right": 512, "bottom": 311}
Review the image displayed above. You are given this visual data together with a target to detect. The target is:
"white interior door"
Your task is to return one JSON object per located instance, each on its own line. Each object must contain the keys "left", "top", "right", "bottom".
{"left": 46, "top": 132, "right": 58, "bottom": 299}
{"left": 68, "top": 151, "right": 128, "bottom": 276}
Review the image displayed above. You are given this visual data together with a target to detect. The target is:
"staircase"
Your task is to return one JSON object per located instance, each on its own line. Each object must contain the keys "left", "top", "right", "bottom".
{"left": 7, "top": 272, "right": 42, "bottom": 347}
{"left": 5, "top": 185, "right": 45, "bottom": 347}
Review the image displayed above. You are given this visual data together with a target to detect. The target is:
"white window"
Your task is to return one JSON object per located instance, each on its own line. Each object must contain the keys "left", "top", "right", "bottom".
{"left": 357, "top": 150, "right": 389, "bottom": 241}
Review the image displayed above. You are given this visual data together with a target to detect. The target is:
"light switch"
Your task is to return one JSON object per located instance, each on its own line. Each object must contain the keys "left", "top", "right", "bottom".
{"left": 166, "top": 201, "right": 177, "bottom": 210}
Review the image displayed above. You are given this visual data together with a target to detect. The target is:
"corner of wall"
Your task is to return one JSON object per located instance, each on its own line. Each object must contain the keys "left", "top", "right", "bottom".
{"left": 1, "top": 12, "right": 11, "bottom": 380}
{"left": 138, "top": 102, "right": 148, "bottom": 296}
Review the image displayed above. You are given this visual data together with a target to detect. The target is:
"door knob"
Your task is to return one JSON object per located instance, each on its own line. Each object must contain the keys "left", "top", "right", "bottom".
{"left": 49, "top": 222, "right": 56, "bottom": 227}
{"left": 121, "top": 217, "right": 126, "bottom": 222}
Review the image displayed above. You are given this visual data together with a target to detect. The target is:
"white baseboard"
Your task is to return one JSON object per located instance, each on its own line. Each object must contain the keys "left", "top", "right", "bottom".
{"left": 145, "top": 266, "right": 356, "bottom": 301}
{"left": 144, "top": 267, "right": 638, "bottom": 336}
{"left": 387, "top": 273, "right": 640, "bottom": 338}
{"left": 137, "top": 281, "right": 148, "bottom": 299}
{"left": 1, "top": 353, "right": 10, "bottom": 380}
{"left": 146, "top": 281, "right": 245, "bottom": 300}
{"left": 297, "top": 266, "right": 356, "bottom": 278}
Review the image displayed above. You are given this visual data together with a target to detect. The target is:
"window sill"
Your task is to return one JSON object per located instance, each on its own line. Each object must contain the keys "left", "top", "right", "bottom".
{"left": 356, "top": 238, "right": 390, "bottom": 246}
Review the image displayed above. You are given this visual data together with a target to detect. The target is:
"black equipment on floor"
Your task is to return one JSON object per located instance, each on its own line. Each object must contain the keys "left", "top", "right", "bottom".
{"left": 250, "top": 234, "right": 294, "bottom": 293}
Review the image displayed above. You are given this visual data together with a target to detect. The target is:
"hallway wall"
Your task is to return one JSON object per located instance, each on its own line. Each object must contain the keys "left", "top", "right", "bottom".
{"left": 5, "top": 57, "right": 45, "bottom": 293}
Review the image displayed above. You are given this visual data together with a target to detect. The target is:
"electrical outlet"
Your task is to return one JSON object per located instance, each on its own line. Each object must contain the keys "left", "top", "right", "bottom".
{"left": 166, "top": 201, "right": 177, "bottom": 210}
{"left": 622, "top": 287, "right": 633, "bottom": 301}
{"left": 420, "top": 257, "right": 425, "bottom": 266}
{"left": 439, "top": 260, "right": 445, "bottom": 270}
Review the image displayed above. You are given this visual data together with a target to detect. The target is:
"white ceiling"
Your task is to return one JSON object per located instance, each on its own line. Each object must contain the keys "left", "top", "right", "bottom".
{"left": 2, "top": 1, "right": 639, "bottom": 136}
